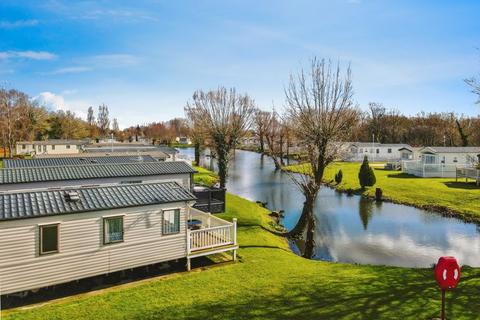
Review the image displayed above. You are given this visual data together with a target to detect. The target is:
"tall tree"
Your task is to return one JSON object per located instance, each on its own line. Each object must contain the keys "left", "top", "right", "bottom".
{"left": 282, "top": 58, "right": 358, "bottom": 259}
{"left": 254, "top": 109, "right": 270, "bottom": 153}
{"left": 263, "top": 109, "right": 288, "bottom": 170}
{"left": 185, "top": 87, "right": 256, "bottom": 188}
{"left": 97, "top": 104, "right": 110, "bottom": 136}
{"left": 87, "top": 106, "right": 95, "bottom": 126}
{"left": 185, "top": 108, "right": 205, "bottom": 165}
{"left": 0, "top": 88, "right": 29, "bottom": 157}
{"left": 112, "top": 118, "right": 120, "bottom": 133}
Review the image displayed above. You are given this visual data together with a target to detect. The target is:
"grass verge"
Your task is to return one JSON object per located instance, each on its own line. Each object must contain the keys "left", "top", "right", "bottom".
{"left": 2, "top": 169, "right": 480, "bottom": 319}
{"left": 284, "top": 162, "right": 480, "bottom": 222}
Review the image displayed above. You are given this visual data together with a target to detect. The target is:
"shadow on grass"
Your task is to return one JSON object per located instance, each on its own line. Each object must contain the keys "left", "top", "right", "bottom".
{"left": 140, "top": 267, "right": 480, "bottom": 320}
{"left": 386, "top": 173, "right": 421, "bottom": 179}
{"left": 443, "top": 182, "right": 480, "bottom": 190}
{"left": 0, "top": 257, "right": 218, "bottom": 310}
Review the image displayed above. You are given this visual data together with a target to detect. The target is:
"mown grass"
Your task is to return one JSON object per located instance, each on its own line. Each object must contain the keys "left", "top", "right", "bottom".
{"left": 285, "top": 162, "right": 480, "bottom": 221}
{"left": 3, "top": 170, "right": 480, "bottom": 319}
{"left": 193, "top": 165, "right": 219, "bottom": 187}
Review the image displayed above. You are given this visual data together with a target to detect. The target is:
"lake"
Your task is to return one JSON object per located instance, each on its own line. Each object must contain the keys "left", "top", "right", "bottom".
{"left": 178, "top": 148, "right": 480, "bottom": 267}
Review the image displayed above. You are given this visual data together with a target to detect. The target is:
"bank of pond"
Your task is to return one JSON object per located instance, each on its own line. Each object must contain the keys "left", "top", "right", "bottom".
{"left": 180, "top": 148, "right": 480, "bottom": 268}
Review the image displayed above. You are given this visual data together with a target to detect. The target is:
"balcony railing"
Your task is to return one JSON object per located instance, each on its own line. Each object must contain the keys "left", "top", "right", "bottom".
{"left": 187, "top": 207, "right": 237, "bottom": 253}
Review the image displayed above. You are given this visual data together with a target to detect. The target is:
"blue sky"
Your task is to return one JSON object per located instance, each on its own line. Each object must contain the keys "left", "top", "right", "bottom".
{"left": 0, "top": 0, "right": 479, "bottom": 127}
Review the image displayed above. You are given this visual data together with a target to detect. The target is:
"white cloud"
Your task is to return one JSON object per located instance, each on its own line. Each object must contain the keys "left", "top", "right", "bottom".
{"left": 0, "top": 50, "right": 57, "bottom": 60}
{"left": 48, "top": 66, "right": 92, "bottom": 74}
{"left": 0, "top": 19, "right": 39, "bottom": 28}
{"left": 88, "top": 54, "right": 140, "bottom": 67}
{"left": 33, "top": 92, "right": 89, "bottom": 119}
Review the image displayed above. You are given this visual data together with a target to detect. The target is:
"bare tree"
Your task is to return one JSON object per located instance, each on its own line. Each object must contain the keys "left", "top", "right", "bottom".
{"left": 87, "top": 106, "right": 95, "bottom": 126}
{"left": 185, "top": 87, "right": 256, "bottom": 188}
{"left": 0, "top": 88, "right": 29, "bottom": 157}
{"left": 97, "top": 104, "right": 110, "bottom": 136}
{"left": 466, "top": 75, "right": 480, "bottom": 105}
{"left": 112, "top": 118, "right": 120, "bottom": 133}
{"left": 254, "top": 109, "right": 270, "bottom": 153}
{"left": 184, "top": 108, "right": 206, "bottom": 165}
{"left": 368, "top": 102, "right": 386, "bottom": 143}
{"left": 282, "top": 58, "right": 358, "bottom": 258}
{"left": 263, "top": 108, "right": 288, "bottom": 170}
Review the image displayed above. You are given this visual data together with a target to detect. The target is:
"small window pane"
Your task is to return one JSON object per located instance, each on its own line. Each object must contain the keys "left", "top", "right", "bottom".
{"left": 163, "top": 209, "right": 180, "bottom": 234}
{"left": 40, "top": 225, "right": 58, "bottom": 254}
{"left": 104, "top": 217, "right": 124, "bottom": 244}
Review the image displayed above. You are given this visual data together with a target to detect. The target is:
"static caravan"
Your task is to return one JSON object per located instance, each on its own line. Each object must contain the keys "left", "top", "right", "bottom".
{"left": 16, "top": 140, "right": 89, "bottom": 156}
{"left": 0, "top": 182, "right": 237, "bottom": 295}
{"left": 0, "top": 161, "right": 196, "bottom": 192}
{"left": 2, "top": 155, "right": 158, "bottom": 168}
{"left": 344, "top": 143, "right": 412, "bottom": 162}
{"left": 402, "top": 147, "right": 480, "bottom": 178}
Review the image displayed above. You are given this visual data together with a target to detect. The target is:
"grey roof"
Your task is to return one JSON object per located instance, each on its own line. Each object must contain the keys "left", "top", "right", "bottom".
{"left": 85, "top": 146, "right": 160, "bottom": 153}
{"left": 17, "top": 140, "right": 89, "bottom": 146}
{"left": 3, "top": 155, "right": 158, "bottom": 168}
{"left": 420, "top": 147, "right": 480, "bottom": 154}
{"left": 0, "top": 181, "right": 196, "bottom": 221}
{"left": 157, "top": 145, "right": 179, "bottom": 155}
{"left": 33, "top": 151, "right": 168, "bottom": 160}
{"left": 0, "top": 161, "right": 196, "bottom": 185}
{"left": 350, "top": 142, "right": 411, "bottom": 148}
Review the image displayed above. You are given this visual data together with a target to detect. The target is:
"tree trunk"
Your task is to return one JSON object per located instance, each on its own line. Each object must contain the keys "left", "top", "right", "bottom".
{"left": 270, "top": 189, "right": 316, "bottom": 238}
{"left": 302, "top": 212, "right": 316, "bottom": 259}
{"left": 194, "top": 142, "right": 200, "bottom": 165}
{"left": 259, "top": 136, "right": 264, "bottom": 153}
{"left": 272, "top": 155, "right": 282, "bottom": 170}
{"left": 216, "top": 143, "right": 229, "bottom": 189}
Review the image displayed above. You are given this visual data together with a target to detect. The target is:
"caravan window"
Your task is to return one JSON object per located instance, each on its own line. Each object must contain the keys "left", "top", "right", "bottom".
{"left": 163, "top": 209, "right": 180, "bottom": 235}
{"left": 39, "top": 224, "right": 59, "bottom": 255}
{"left": 423, "top": 154, "right": 437, "bottom": 164}
{"left": 103, "top": 216, "right": 124, "bottom": 244}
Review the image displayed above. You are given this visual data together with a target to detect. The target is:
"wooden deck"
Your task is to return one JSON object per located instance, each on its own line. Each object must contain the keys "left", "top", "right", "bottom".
{"left": 186, "top": 208, "right": 238, "bottom": 270}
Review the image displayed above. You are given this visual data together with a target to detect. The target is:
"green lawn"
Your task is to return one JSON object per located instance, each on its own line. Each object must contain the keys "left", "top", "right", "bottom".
{"left": 3, "top": 190, "right": 480, "bottom": 319}
{"left": 285, "top": 162, "right": 480, "bottom": 222}
{"left": 193, "top": 165, "right": 219, "bottom": 187}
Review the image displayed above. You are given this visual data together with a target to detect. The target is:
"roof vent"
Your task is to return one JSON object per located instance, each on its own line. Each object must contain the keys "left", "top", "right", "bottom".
{"left": 64, "top": 191, "right": 80, "bottom": 202}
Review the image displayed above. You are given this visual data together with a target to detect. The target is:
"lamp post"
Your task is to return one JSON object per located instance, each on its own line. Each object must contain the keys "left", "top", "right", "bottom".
{"left": 372, "top": 133, "right": 375, "bottom": 162}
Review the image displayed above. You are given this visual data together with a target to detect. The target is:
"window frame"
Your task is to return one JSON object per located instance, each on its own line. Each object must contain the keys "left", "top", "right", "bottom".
{"left": 103, "top": 216, "right": 124, "bottom": 245}
{"left": 66, "top": 144, "right": 71, "bottom": 149}
{"left": 52, "top": 145, "right": 56, "bottom": 150}
{"left": 162, "top": 208, "right": 181, "bottom": 235}
{"left": 39, "top": 223, "right": 60, "bottom": 255}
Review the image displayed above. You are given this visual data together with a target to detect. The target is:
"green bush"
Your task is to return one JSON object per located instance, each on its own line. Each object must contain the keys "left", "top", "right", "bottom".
{"left": 358, "top": 156, "right": 376, "bottom": 188}
{"left": 334, "top": 169, "right": 343, "bottom": 184}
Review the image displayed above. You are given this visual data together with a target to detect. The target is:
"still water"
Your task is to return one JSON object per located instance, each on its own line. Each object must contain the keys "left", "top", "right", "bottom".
{"left": 179, "top": 148, "right": 480, "bottom": 267}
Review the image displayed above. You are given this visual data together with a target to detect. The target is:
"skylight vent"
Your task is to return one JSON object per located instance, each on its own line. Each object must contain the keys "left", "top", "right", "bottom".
{"left": 64, "top": 191, "right": 80, "bottom": 202}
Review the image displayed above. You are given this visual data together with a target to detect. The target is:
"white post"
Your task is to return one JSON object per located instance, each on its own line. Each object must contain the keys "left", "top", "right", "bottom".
{"left": 186, "top": 228, "right": 191, "bottom": 271}
{"left": 232, "top": 218, "right": 238, "bottom": 262}
{"left": 233, "top": 218, "right": 237, "bottom": 245}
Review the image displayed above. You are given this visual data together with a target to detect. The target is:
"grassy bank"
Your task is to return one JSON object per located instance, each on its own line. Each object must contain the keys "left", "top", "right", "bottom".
{"left": 285, "top": 162, "right": 480, "bottom": 222}
{"left": 3, "top": 169, "right": 480, "bottom": 319}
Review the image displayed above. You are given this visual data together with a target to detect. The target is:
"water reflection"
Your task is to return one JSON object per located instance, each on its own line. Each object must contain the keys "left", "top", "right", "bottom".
{"left": 359, "top": 198, "right": 374, "bottom": 230}
{"left": 178, "top": 148, "right": 480, "bottom": 267}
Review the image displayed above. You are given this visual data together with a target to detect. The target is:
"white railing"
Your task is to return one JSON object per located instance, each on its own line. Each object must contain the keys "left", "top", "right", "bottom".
{"left": 187, "top": 207, "right": 237, "bottom": 253}
{"left": 402, "top": 160, "right": 473, "bottom": 178}
{"left": 456, "top": 167, "right": 480, "bottom": 185}
{"left": 188, "top": 223, "right": 236, "bottom": 252}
